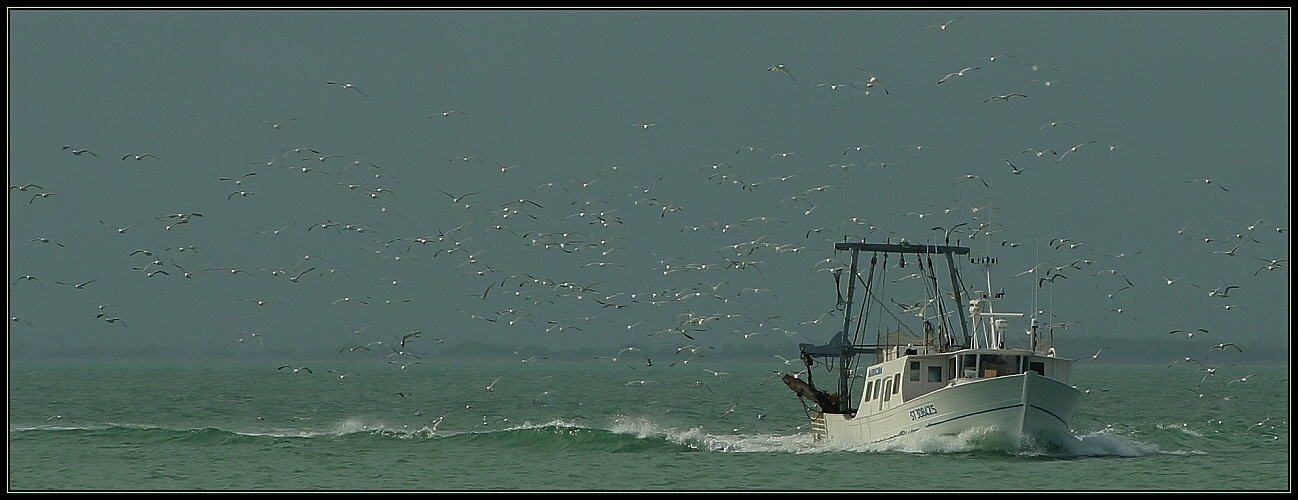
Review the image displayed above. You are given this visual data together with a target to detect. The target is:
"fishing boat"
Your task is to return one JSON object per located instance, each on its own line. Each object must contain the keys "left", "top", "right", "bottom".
{"left": 783, "top": 240, "right": 1083, "bottom": 449}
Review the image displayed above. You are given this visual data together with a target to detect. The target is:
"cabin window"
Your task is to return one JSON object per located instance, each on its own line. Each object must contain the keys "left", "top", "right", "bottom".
{"left": 873, "top": 378, "right": 882, "bottom": 400}
{"left": 1029, "top": 361, "right": 1045, "bottom": 376}
{"left": 892, "top": 373, "right": 901, "bottom": 395}
{"left": 927, "top": 365, "right": 943, "bottom": 383}
{"left": 864, "top": 380, "right": 873, "bottom": 402}
{"left": 961, "top": 355, "right": 978, "bottom": 378}
{"left": 909, "top": 361, "right": 920, "bottom": 381}
{"left": 883, "top": 379, "right": 893, "bottom": 402}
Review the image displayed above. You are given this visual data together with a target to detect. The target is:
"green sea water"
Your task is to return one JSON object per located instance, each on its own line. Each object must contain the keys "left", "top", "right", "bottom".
{"left": 7, "top": 360, "right": 1289, "bottom": 491}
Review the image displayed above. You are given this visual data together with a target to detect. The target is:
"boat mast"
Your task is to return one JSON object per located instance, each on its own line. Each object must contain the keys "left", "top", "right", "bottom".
{"left": 800, "top": 240, "right": 971, "bottom": 413}
{"left": 830, "top": 246, "right": 861, "bottom": 412}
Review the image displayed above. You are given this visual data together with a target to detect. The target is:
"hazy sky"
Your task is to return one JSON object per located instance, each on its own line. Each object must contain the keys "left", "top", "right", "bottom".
{"left": 7, "top": 9, "right": 1289, "bottom": 361}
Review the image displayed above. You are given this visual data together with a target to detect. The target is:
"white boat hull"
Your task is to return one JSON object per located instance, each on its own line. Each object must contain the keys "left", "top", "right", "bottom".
{"left": 815, "top": 370, "right": 1083, "bottom": 449}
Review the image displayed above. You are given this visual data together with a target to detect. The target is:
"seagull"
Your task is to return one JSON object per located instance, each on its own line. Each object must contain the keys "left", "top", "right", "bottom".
{"left": 28, "top": 237, "right": 65, "bottom": 247}
{"left": 56, "top": 279, "right": 97, "bottom": 289}
{"left": 277, "top": 365, "right": 313, "bottom": 374}
{"left": 326, "top": 81, "right": 368, "bottom": 96}
{"left": 511, "top": 350, "right": 542, "bottom": 363}
{"left": 1206, "top": 343, "right": 1243, "bottom": 357}
{"left": 767, "top": 64, "right": 795, "bottom": 81}
{"left": 438, "top": 190, "right": 477, "bottom": 204}
{"left": 1039, "top": 122, "right": 1075, "bottom": 129}
{"left": 1073, "top": 346, "right": 1109, "bottom": 362}
{"left": 923, "top": 16, "right": 963, "bottom": 31}
{"left": 10, "top": 183, "right": 43, "bottom": 191}
{"left": 13, "top": 275, "right": 42, "bottom": 287}
{"left": 1055, "top": 140, "right": 1099, "bottom": 163}
{"left": 431, "top": 110, "right": 467, "bottom": 117}
{"left": 1169, "top": 328, "right": 1209, "bottom": 338}
{"left": 225, "top": 332, "right": 263, "bottom": 346}
{"left": 28, "top": 192, "right": 55, "bottom": 204}
{"left": 121, "top": 153, "right": 159, "bottom": 161}
{"left": 984, "top": 93, "right": 1027, "bottom": 103}
{"left": 227, "top": 190, "right": 254, "bottom": 200}
{"left": 255, "top": 222, "right": 297, "bottom": 235}
{"left": 62, "top": 146, "right": 97, "bottom": 157}
{"left": 1205, "top": 284, "right": 1240, "bottom": 298}
{"left": 1211, "top": 243, "right": 1244, "bottom": 256}
{"left": 937, "top": 67, "right": 979, "bottom": 84}
{"left": 1005, "top": 160, "right": 1031, "bottom": 175}
{"left": 486, "top": 376, "right": 504, "bottom": 391}
{"left": 259, "top": 117, "right": 298, "bottom": 129}
{"left": 220, "top": 172, "right": 256, "bottom": 185}
{"left": 399, "top": 331, "right": 422, "bottom": 348}
{"left": 957, "top": 174, "right": 990, "bottom": 188}
{"left": 238, "top": 298, "right": 285, "bottom": 307}
{"left": 1188, "top": 178, "right": 1229, "bottom": 192}
{"left": 1022, "top": 148, "right": 1057, "bottom": 157}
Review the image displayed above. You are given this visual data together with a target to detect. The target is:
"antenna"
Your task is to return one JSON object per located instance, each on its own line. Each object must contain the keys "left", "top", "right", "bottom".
{"left": 886, "top": 183, "right": 892, "bottom": 243}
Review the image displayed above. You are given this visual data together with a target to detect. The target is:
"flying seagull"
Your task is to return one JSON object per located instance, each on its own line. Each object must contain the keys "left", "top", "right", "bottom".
{"left": 326, "top": 81, "right": 368, "bottom": 96}
{"left": 938, "top": 67, "right": 979, "bottom": 84}
{"left": 984, "top": 93, "right": 1027, "bottom": 103}
{"left": 767, "top": 64, "right": 796, "bottom": 81}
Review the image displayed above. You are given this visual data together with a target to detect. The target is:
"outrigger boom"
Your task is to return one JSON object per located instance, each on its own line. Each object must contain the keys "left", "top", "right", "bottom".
{"left": 797, "top": 241, "right": 971, "bottom": 414}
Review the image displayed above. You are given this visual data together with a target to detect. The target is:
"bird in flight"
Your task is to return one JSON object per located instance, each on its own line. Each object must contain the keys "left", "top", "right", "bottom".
{"left": 56, "top": 279, "right": 97, "bottom": 289}
{"left": 278, "top": 365, "right": 313, "bottom": 374}
{"left": 29, "top": 237, "right": 65, "bottom": 247}
{"left": 259, "top": 117, "right": 298, "bottom": 129}
{"left": 1206, "top": 343, "right": 1243, "bottom": 357}
{"left": 1188, "top": 178, "right": 1229, "bottom": 192}
{"left": 121, "top": 153, "right": 159, "bottom": 161}
{"left": 767, "top": 64, "right": 796, "bottom": 81}
{"left": 28, "top": 192, "right": 56, "bottom": 204}
{"left": 1073, "top": 346, "right": 1109, "bottom": 361}
{"left": 1005, "top": 160, "right": 1031, "bottom": 175}
{"left": 326, "top": 81, "right": 368, "bottom": 96}
{"left": 1055, "top": 140, "right": 1099, "bottom": 164}
{"left": 438, "top": 189, "right": 476, "bottom": 204}
{"left": 937, "top": 67, "right": 979, "bottom": 84}
{"left": 1168, "top": 328, "right": 1209, "bottom": 338}
{"left": 62, "top": 146, "right": 97, "bottom": 157}
{"left": 220, "top": 172, "right": 256, "bottom": 185}
{"left": 923, "top": 16, "right": 963, "bottom": 31}
{"left": 957, "top": 174, "right": 990, "bottom": 188}
{"left": 984, "top": 93, "right": 1027, "bottom": 103}
{"left": 100, "top": 220, "right": 144, "bottom": 234}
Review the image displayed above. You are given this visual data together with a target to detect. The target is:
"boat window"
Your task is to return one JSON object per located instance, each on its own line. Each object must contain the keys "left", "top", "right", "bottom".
{"left": 864, "top": 380, "right": 873, "bottom": 402}
{"left": 961, "top": 355, "right": 978, "bottom": 378}
{"left": 883, "top": 379, "right": 892, "bottom": 402}
{"left": 892, "top": 373, "right": 901, "bottom": 395}
{"left": 980, "top": 354, "right": 1012, "bottom": 377}
{"left": 909, "top": 361, "right": 920, "bottom": 382}
{"left": 873, "top": 378, "right": 882, "bottom": 400}
{"left": 927, "top": 365, "right": 943, "bottom": 383}
{"left": 1029, "top": 361, "right": 1045, "bottom": 376}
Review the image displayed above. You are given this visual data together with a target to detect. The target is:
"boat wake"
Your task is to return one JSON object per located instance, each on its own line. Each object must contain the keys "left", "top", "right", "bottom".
{"left": 815, "top": 425, "right": 1161, "bottom": 457}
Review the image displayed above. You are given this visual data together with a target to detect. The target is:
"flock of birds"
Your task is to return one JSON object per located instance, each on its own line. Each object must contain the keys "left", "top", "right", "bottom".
{"left": 11, "top": 15, "right": 1285, "bottom": 437}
